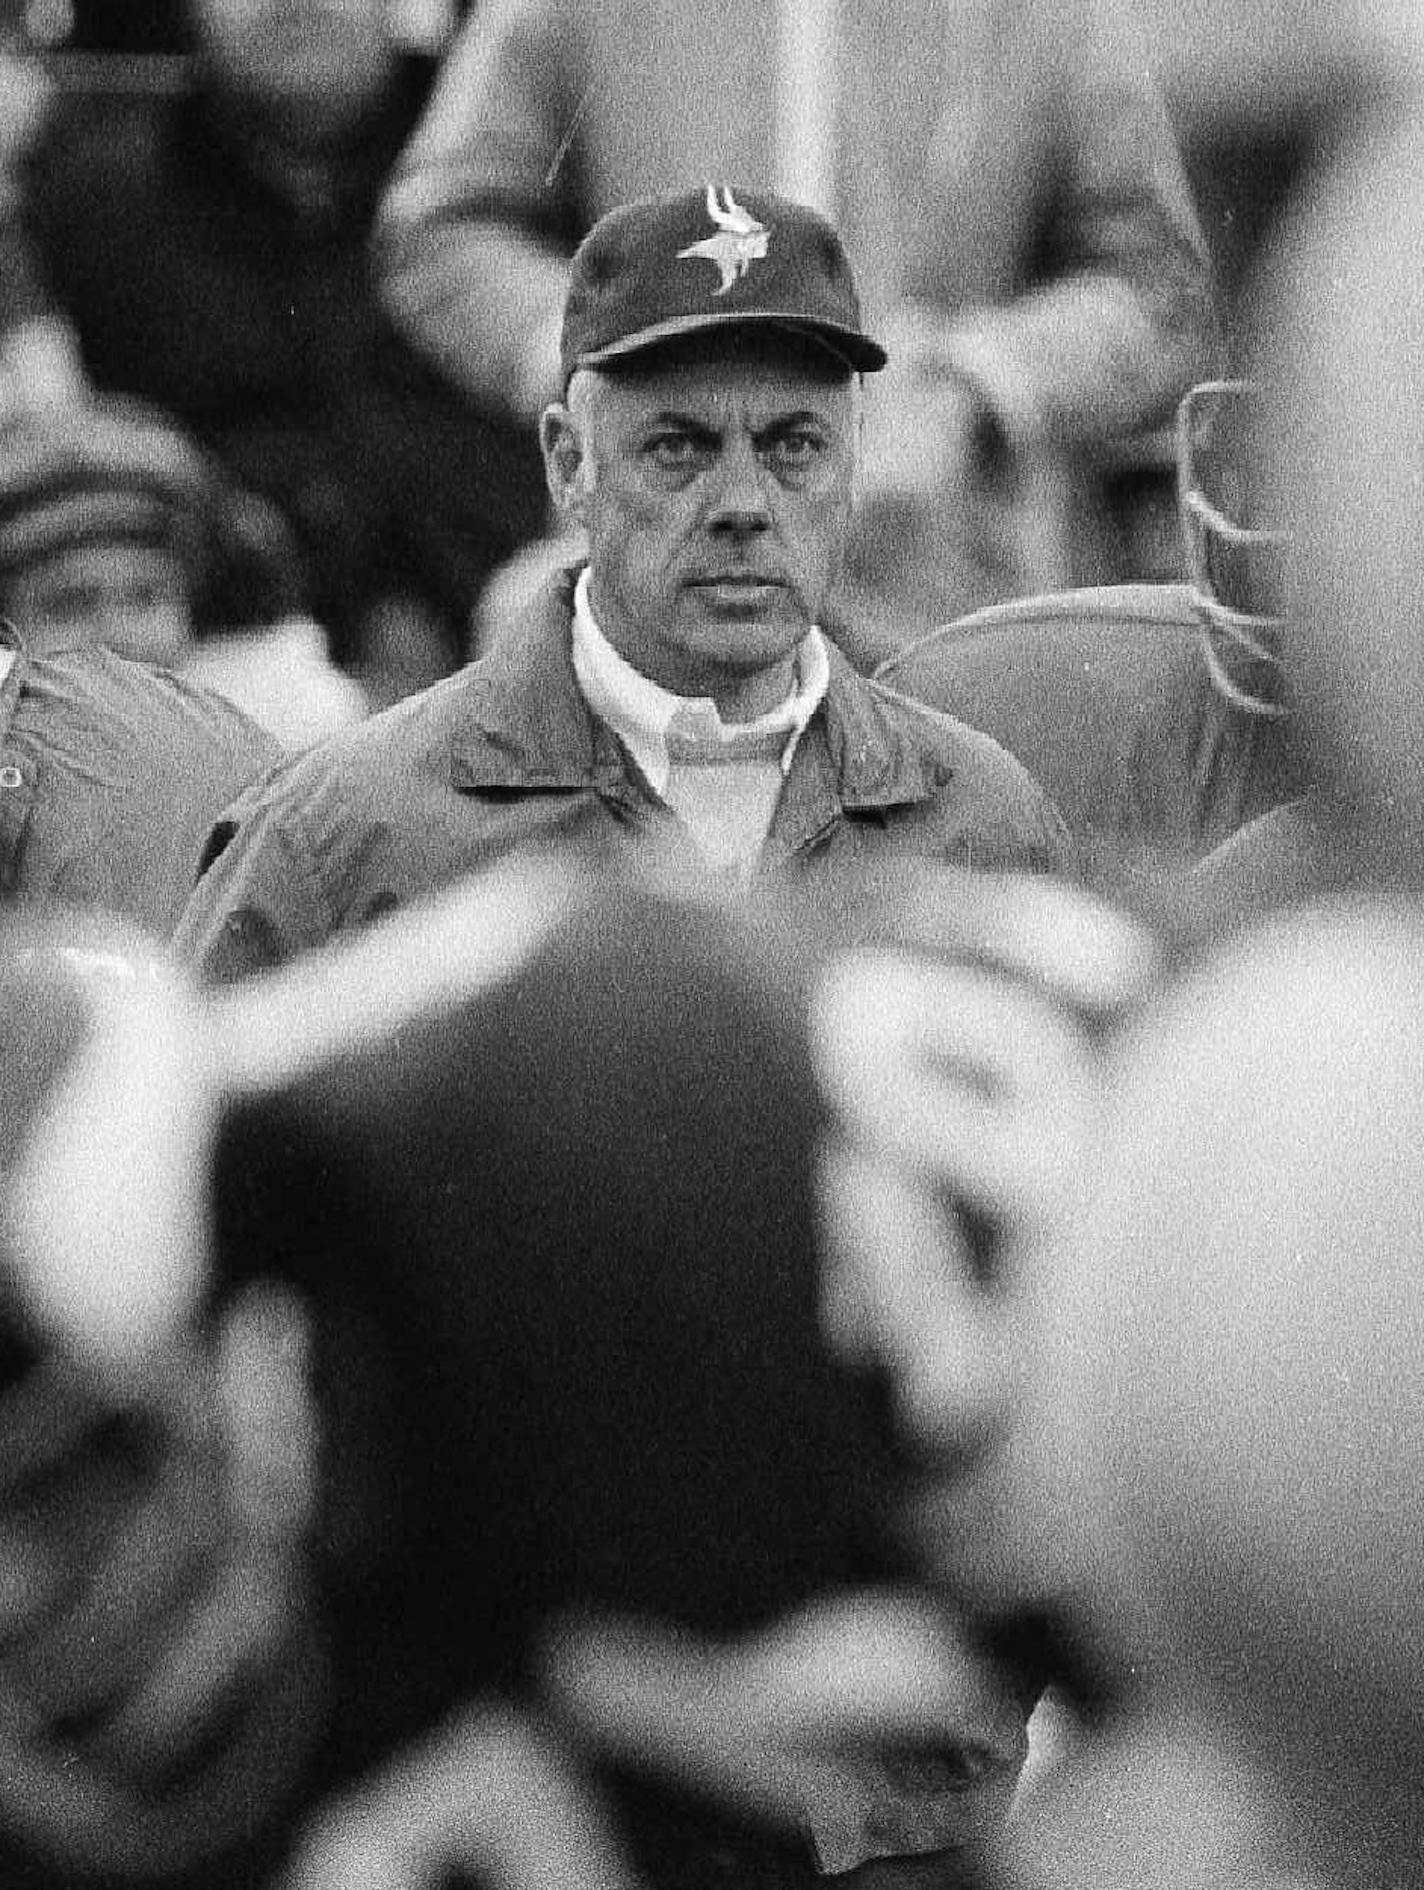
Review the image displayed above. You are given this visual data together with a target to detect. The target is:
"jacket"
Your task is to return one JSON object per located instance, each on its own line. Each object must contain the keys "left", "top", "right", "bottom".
{"left": 0, "top": 625, "right": 278, "bottom": 938}
{"left": 176, "top": 573, "right": 1070, "bottom": 981}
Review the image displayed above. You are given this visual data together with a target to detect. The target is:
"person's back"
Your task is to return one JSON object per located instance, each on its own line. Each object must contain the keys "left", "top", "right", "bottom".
{"left": 0, "top": 625, "right": 277, "bottom": 935}
{"left": 879, "top": 583, "right": 1301, "bottom": 899}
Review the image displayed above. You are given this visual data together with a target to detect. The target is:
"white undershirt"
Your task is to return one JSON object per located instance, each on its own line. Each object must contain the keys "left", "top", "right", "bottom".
{"left": 569, "top": 568, "right": 830, "bottom": 875}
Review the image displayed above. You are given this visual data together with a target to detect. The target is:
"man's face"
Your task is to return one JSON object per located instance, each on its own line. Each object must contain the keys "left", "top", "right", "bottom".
{"left": 6, "top": 542, "right": 192, "bottom": 668}
{"left": 542, "top": 333, "right": 859, "bottom": 717}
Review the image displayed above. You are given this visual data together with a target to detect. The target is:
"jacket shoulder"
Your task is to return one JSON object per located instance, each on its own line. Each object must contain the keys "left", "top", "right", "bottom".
{"left": 29, "top": 646, "right": 278, "bottom": 780}
{"left": 228, "top": 663, "right": 485, "bottom": 824}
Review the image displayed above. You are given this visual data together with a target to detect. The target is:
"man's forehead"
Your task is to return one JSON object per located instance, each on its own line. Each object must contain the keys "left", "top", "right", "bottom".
{"left": 597, "top": 350, "right": 856, "bottom": 425}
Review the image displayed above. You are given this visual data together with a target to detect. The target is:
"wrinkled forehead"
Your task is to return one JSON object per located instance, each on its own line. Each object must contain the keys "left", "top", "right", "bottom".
{"left": 586, "top": 331, "right": 859, "bottom": 428}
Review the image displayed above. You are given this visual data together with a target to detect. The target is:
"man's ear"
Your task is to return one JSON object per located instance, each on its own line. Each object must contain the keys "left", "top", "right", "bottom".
{"left": 540, "top": 405, "right": 591, "bottom": 526}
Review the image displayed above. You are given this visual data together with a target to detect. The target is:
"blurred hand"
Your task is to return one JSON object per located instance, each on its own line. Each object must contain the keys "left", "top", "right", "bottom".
{"left": 0, "top": 317, "right": 91, "bottom": 432}
{"left": 279, "top": 1700, "right": 639, "bottom": 1890}
{"left": 849, "top": 307, "right": 1075, "bottom": 623}
{"left": 848, "top": 367, "right": 1002, "bottom": 628}
{"left": 280, "top": 1589, "right": 1023, "bottom": 1890}
{"left": 867, "top": 371, "right": 1000, "bottom": 514}
{"left": 0, "top": 929, "right": 210, "bottom": 1377}
{"left": 808, "top": 874, "right": 1156, "bottom": 1529}
{"left": 543, "top": 1590, "right": 1025, "bottom": 1826}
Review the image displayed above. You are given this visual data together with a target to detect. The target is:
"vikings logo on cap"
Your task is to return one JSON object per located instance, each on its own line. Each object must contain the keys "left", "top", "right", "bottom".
{"left": 558, "top": 184, "right": 888, "bottom": 381}
{"left": 677, "top": 185, "right": 771, "bottom": 296}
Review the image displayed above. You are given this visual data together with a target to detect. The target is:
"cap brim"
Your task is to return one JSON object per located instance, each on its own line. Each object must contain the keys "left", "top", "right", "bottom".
{"left": 573, "top": 309, "right": 888, "bottom": 377}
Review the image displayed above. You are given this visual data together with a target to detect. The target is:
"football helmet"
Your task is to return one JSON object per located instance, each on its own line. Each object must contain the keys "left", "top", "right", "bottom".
{"left": 1176, "top": 378, "right": 1288, "bottom": 717}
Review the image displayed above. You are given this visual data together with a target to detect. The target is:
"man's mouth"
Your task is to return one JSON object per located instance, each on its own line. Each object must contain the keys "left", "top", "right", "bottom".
{"left": 688, "top": 574, "right": 788, "bottom": 607}
{"left": 690, "top": 573, "right": 784, "bottom": 588}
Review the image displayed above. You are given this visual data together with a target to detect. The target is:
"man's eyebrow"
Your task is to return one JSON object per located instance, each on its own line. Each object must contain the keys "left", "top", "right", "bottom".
{"left": 633, "top": 406, "right": 837, "bottom": 438}
{"left": 755, "top": 409, "right": 834, "bottom": 434}
{"left": 641, "top": 409, "right": 721, "bottom": 434}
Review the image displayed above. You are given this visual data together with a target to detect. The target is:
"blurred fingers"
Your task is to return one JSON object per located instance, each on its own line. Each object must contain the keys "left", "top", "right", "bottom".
{"left": 280, "top": 1703, "right": 641, "bottom": 1890}
{"left": 812, "top": 949, "right": 1101, "bottom": 1230}
{"left": 837, "top": 873, "right": 1157, "bottom": 1022}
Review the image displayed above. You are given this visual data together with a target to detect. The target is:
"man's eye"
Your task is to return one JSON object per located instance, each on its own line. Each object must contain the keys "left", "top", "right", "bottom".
{"left": 647, "top": 434, "right": 704, "bottom": 470}
{"left": 767, "top": 431, "right": 824, "bottom": 470}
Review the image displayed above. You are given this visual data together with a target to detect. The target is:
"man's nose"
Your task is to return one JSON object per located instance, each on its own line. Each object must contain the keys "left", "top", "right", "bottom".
{"left": 705, "top": 438, "right": 773, "bottom": 536}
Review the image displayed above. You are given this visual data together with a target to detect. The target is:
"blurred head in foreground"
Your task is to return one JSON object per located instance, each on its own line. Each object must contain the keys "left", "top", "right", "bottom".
{"left": 1004, "top": 895, "right": 1424, "bottom": 1887}
{"left": 213, "top": 871, "right": 926, "bottom": 1885}
{"left": 1156, "top": 1, "right": 1424, "bottom": 895}
{"left": 997, "top": 15, "right": 1424, "bottom": 1876}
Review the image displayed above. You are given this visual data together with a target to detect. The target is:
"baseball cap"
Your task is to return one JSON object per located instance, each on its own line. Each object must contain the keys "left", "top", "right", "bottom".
{"left": 560, "top": 183, "right": 888, "bottom": 384}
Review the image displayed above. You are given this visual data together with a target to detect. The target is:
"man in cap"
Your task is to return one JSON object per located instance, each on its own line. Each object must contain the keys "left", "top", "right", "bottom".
{"left": 176, "top": 184, "right": 1068, "bottom": 981}
{"left": 377, "top": 0, "right": 1214, "bottom": 638}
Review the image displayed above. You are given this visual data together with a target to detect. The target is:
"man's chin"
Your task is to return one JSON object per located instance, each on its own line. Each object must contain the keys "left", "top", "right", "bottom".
{"left": 679, "top": 591, "right": 811, "bottom": 660}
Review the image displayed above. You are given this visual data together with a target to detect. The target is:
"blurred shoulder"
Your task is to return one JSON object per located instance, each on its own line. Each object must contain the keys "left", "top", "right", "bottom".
{"left": 841, "top": 663, "right": 1072, "bottom": 872}
{"left": 23, "top": 641, "right": 277, "bottom": 767}
{"left": 854, "top": 663, "right": 1060, "bottom": 804}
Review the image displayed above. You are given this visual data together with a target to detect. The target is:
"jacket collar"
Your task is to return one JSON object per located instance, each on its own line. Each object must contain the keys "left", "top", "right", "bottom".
{"left": 449, "top": 571, "right": 624, "bottom": 791}
{"left": 449, "top": 569, "right": 952, "bottom": 811}
{"left": 817, "top": 637, "right": 956, "bottom": 809}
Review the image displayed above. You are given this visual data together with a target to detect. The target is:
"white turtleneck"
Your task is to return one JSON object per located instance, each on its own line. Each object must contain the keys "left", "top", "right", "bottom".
{"left": 570, "top": 568, "right": 829, "bottom": 877}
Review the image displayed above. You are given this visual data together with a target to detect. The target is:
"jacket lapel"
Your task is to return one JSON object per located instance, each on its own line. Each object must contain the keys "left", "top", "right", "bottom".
{"left": 444, "top": 588, "right": 953, "bottom": 868}
{"left": 448, "top": 574, "right": 626, "bottom": 793}
{"left": 766, "top": 642, "right": 953, "bottom": 860}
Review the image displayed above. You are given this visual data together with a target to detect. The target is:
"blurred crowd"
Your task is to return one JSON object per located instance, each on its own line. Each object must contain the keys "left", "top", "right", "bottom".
{"left": 1, "top": 1, "right": 1423, "bottom": 1889}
